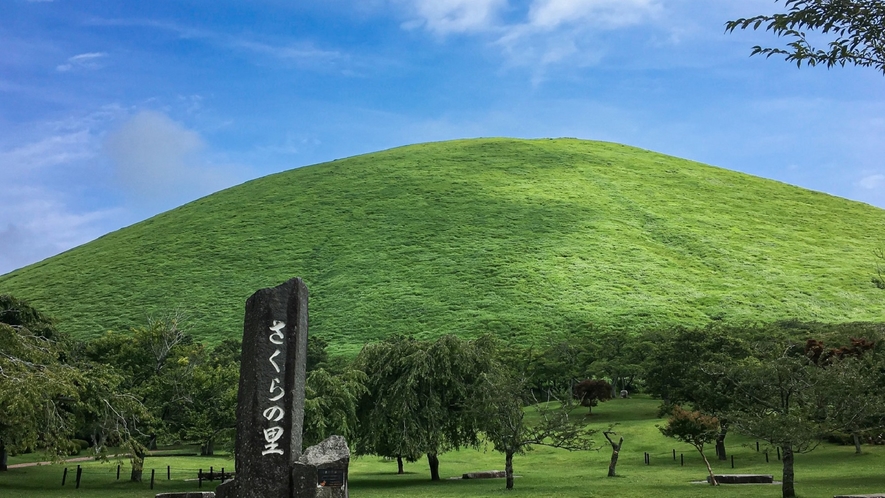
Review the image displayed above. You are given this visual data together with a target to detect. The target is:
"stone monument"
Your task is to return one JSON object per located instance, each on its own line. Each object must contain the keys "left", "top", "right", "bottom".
{"left": 212, "top": 277, "right": 350, "bottom": 498}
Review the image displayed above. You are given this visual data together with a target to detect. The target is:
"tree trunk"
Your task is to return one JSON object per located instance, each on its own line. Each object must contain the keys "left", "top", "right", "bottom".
{"left": 716, "top": 425, "right": 728, "bottom": 461}
{"left": 781, "top": 443, "right": 795, "bottom": 498}
{"left": 130, "top": 450, "right": 146, "bottom": 482}
{"left": 505, "top": 450, "right": 514, "bottom": 490}
{"left": 607, "top": 438, "right": 622, "bottom": 477}
{"left": 148, "top": 434, "right": 157, "bottom": 451}
{"left": 0, "top": 440, "right": 7, "bottom": 471}
{"left": 852, "top": 432, "right": 863, "bottom": 454}
{"left": 92, "top": 432, "right": 107, "bottom": 456}
{"left": 699, "top": 447, "right": 717, "bottom": 486}
{"left": 201, "top": 439, "right": 215, "bottom": 456}
{"left": 397, "top": 456, "right": 404, "bottom": 474}
{"left": 427, "top": 452, "right": 440, "bottom": 481}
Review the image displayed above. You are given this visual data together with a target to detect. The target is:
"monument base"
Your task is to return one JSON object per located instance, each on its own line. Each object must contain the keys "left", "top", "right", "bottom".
{"left": 214, "top": 436, "right": 350, "bottom": 498}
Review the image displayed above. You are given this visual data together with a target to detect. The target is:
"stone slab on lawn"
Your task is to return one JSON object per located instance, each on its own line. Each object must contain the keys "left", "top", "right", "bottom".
{"left": 463, "top": 471, "right": 507, "bottom": 479}
{"left": 155, "top": 493, "right": 216, "bottom": 498}
{"left": 709, "top": 474, "right": 774, "bottom": 484}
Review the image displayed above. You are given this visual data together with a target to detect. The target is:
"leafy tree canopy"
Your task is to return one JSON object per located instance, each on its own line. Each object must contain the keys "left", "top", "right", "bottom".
{"left": 726, "top": 0, "right": 885, "bottom": 74}
{"left": 659, "top": 405, "right": 721, "bottom": 485}
{"left": 353, "top": 334, "right": 497, "bottom": 480}
{"left": 0, "top": 296, "right": 80, "bottom": 462}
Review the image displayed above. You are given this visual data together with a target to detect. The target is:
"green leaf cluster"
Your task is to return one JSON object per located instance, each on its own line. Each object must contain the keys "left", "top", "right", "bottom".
{"left": 726, "top": 0, "right": 885, "bottom": 73}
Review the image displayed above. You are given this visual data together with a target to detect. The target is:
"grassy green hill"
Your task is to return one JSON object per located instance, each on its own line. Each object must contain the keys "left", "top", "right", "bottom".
{"left": 1, "top": 138, "right": 883, "bottom": 354}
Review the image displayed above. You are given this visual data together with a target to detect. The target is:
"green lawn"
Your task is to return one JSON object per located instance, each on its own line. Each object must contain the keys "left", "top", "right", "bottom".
{"left": 2, "top": 139, "right": 884, "bottom": 354}
{"left": 5, "top": 396, "right": 885, "bottom": 497}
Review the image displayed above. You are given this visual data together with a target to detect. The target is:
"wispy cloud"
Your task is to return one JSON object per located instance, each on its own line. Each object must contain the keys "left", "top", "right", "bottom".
{"left": 523, "top": 0, "right": 662, "bottom": 30}
{"left": 87, "top": 18, "right": 344, "bottom": 67}
{"left": 858, "top": 174, "right": 885, "bottom": 190}
{"left": 230, "top": 39, "right": 342, "bottom": 63}
{"left": 396, "top": 0, "right": 665, "bottom": 75}
{"left": 56, "top": 52, "right": 108, "bottom": 72}
{"left": 0, "top": 188, "right": 121, "bottom": 275}
{"left": 0, "top": 105, "right": 248, "bottom": 274}
{"left": 401, "top": 0, "right": 507, "bottom": 35}
{"left": 0, "top": 130, "right": 95, "bottom": 172}
{"left": 0, "top": 108, "right": 125, "bottom": 274}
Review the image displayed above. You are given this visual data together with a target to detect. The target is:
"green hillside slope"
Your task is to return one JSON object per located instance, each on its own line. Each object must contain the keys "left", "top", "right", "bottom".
{"left": 2, "top": 138, "right": 883, "bottom": 354}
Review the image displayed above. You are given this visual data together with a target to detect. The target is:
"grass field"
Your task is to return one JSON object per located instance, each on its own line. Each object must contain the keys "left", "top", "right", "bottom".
{"left": 1, "top": 139, "right": 884, "bottom": 354}
{"left": 4, "top": 396, "right": 884, "bottom": 498}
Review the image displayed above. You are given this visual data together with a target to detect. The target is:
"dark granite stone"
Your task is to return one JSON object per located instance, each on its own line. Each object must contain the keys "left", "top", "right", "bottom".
{"left": 291, "top": 462, "right": 319, "bottom": 498}
{"left": 232, "top": 278, "right": 309, "bottom": 498}
{"left": 214, "top": 479, "right": 236, "bottom": 498}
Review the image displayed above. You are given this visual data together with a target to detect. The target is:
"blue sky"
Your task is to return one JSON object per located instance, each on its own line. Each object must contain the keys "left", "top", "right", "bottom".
{"left": 2, "top": 0, "right": 883, "bottom": 275}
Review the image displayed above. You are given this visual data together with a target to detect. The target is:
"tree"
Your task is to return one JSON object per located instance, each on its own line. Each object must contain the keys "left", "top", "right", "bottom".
{"left": 306, "top": 335, "right": 331, "bottom": 373}
{"left": 526, "top": 337, "right": 591, "bottom": 400}
{"left": 479, "top": 374, "right": 597, "bottom": 490}
{"left": 818, "top": 354, "right": 885, "bottom": 453}
{"left": 81, "top": 313, "right": 201, "bottom": 475}
{"left": 723, "top": 340, "right": 826, "bottom": 498}
{"left": 602, "top": 430, "right": 623, "bottom": 477}
{"left": 805, "top": 337, "right": 885, "bottom": 453}
{"left": 659, "top": 406, "right": 721, "bottom": 486}
{"left": 572, "top": 379, "right": 612, "bottom": 414}
{"left": 0, "top": 296, "right": 81, "bottom": 470}
{"left": 644, "top": 324, "right": 753, "bottom": 460}
{"left": 589, "top": 330, "right": 652, "bottom": 399}
{"left": 353, "top": 334, "right": 496, "bottom": 480}
{"left": 180, "top": 341, "right": 240, "bottom": 456}
{"left": 72, "top": 362, "right": 154, "bottom": 481}
{"left": 303, "top": 367, "right": 367, "bottom": 448}
{"left": 726, "top": 0, "right": 885, "bottom": 74}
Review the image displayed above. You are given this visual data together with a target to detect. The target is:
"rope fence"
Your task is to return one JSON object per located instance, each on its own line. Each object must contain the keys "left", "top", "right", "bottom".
{"left": 638, "top": 441, "right": 783, "bottom": 471}
{"left": 58, "top": 463, "right": 234, "bottom": 491}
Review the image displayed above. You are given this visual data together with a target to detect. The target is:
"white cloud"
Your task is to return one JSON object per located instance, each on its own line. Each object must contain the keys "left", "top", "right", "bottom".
{"left": 858, "top": 174, "right": 885, "bottom": 190}
{"left": 497, "top": 0, "right": 662, "bottom": 71}
{"left": 103, "top": 110, "right": 243, "bottom": 209}
{"left": 0, "top": 106, "right": 249, "bottom": 275}
{"left": 88, "top": 18, "right": 345, "bottom": 67}
{"left": 0, "top": 130, "right": 95, "bottom": 172}
{"left": 395, "top": 0, "right": 665, "bottom": 74}
{"left": 403, "top": 0, "right": 507, "bottom": 35}
{"left": 56, "top": 52, "right": 108, "bottom": 72}
{"left": 525, "top": 0, "right": 661, "bottom": 31}
{"left": 231, "top": 39, "right": 342, "bottom": 63}
{"left": 0, "top": 109, "right": 126, "bottom": 275}
{"left": 0, "top": 187, "right": 120, "bottom": 275}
